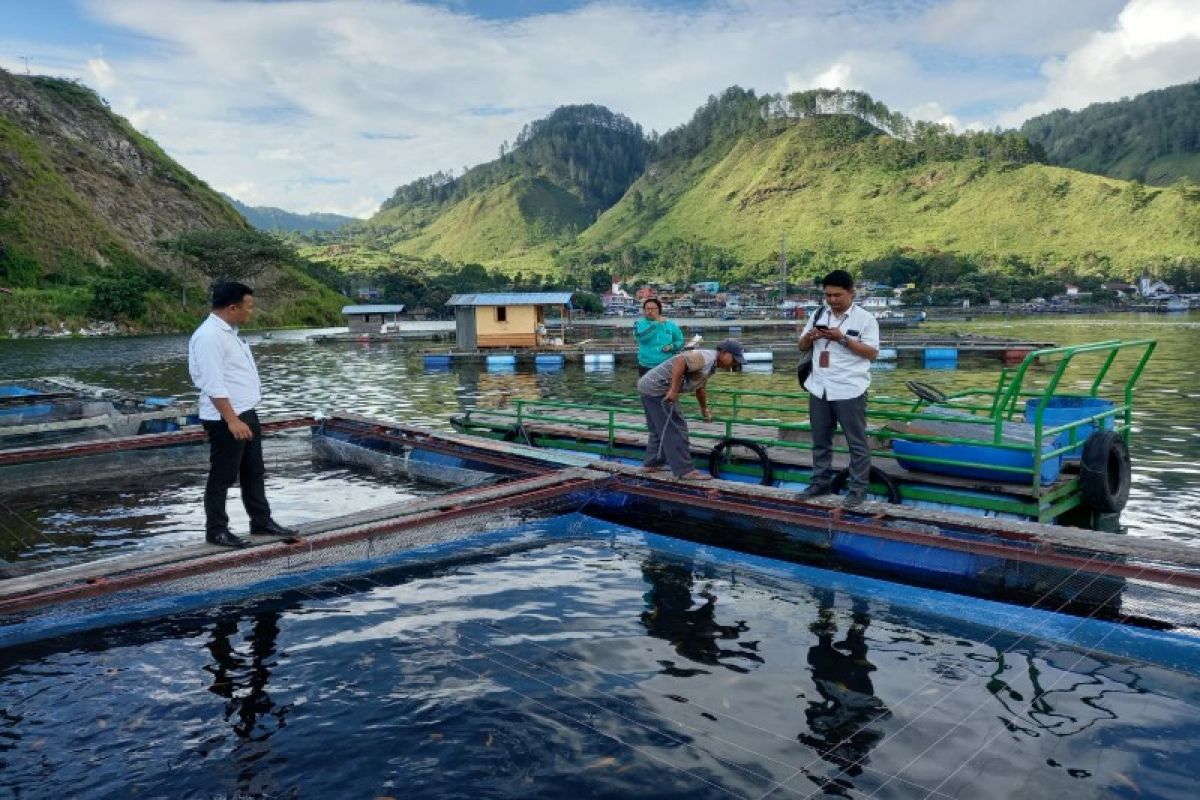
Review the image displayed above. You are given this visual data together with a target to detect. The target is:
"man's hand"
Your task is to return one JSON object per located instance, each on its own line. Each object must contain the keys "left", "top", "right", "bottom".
{"left": 228, "top": 418, "right": 254, "bottom": 441}
{"left": 664, "top": 390, "right": 679, "bottom": 405}
{"left": 702, "top": 406, "right": 714, "bottom": 423}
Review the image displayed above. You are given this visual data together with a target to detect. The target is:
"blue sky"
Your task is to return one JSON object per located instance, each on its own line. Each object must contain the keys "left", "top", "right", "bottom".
{"left": 1, "top": 0, "right": 1196, "bottom": 216}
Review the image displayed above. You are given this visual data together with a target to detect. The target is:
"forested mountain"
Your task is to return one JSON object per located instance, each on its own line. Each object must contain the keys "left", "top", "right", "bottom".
{"left": 355, "top": 104, "right": 647, "bottom": 267}
{"left": 226, "top": 195, "right": 355, "bottom": 233}
{"left": 0, "top": 68, "right": 345, "bottom": 333}
{"left": 1021, "top": 81, "right": 1200, "bottom": 185}
{"left": 322, "top": 86, "right": 1196, "bottom": 288}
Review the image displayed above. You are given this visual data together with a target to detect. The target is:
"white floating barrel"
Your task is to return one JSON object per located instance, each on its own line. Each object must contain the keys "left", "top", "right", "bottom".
{"left": 743, "top": 351, "right": 773, "bottom": 363}
{"left": 583, "top": 353, "right": 615, "bottom": 365}
{"left": 876, "top": 348, "right": 898, "bottom": 361}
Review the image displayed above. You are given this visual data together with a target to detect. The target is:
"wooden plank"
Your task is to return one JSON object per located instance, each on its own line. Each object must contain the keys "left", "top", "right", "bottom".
{"left": 0, "top": 467, "right": 607, "bottom": 601}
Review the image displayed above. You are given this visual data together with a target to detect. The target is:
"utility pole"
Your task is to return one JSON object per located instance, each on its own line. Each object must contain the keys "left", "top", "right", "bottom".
{"left": 21, "top": 56, "right": 30, "bottom": 75}
{"left": 779, "top": 232, "right": 788, "bottom": 304}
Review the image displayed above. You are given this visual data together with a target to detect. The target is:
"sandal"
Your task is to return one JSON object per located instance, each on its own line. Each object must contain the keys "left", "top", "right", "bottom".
{"left": 638, "top": 464, "right": 671, "bottom": 473}
{"left": 679, "top": 471, "right": 715, "bottom": 482}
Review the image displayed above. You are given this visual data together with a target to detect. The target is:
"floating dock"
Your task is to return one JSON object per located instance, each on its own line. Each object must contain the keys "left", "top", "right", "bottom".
{"left": 2, "top": 408, "right": 1197, "bottom": 655}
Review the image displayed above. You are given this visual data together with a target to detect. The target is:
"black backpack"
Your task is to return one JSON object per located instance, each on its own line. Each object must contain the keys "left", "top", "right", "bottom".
{"left": 796, "top": 306, "right": 826, "bottom": 387}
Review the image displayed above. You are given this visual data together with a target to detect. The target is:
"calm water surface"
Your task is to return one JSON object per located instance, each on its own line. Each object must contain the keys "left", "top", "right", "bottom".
{"left": 2, "top": 516, "right": 1197, "bottom": 799}
{"left": 1, "top": 312, "right": 1196, "bottom": 543}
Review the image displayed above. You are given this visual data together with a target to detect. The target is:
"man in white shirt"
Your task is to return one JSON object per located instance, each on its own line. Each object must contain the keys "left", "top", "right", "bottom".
{"left": 797, "top": 271, "right": 880, "bottom": 508}
{"left": 188, "top": 282, "right": 296, "bottom": 547}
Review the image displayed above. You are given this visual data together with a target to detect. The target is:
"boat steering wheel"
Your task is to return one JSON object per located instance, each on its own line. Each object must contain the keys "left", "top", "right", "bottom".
{"left": 905, "top": 380, "right": 947, "bottom": 405}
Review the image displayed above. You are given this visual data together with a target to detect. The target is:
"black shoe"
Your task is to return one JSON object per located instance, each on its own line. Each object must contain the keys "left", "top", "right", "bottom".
{"left": 842, "top": 490, "right": 868, "bottom": 509}
{"left": 250, "top": 519, "right": 299, "bottom": 537}
{"left": 797, "top": 484, "right": 832, "bottom": 500}
{"left": 206, "top": 528, "right": 247, "bottom": 548}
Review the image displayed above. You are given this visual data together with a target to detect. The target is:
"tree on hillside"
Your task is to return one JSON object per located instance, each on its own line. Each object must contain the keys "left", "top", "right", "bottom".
{"left": 163, "top": 228, "right": 295, "bottom": 283}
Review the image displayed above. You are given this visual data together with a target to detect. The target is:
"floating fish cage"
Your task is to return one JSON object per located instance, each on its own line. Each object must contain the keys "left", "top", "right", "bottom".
{"left": 0, "top": 377, "right": 196, "bottom": 447}
{"left": 2, "top": 406, "right": 1196, "bottom": 647}
{"left": 452, "top": 340, "right": 1155, "bottom": 528}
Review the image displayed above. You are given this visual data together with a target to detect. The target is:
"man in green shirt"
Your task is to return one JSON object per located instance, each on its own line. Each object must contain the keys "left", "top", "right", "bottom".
{"left": 633, "top": 298, "right": 684, "bottom": 377}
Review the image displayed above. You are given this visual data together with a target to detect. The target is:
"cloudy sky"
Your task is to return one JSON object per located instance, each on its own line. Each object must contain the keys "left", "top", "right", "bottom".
{"left": 2, "top": 0, "right": 1197, "bottom": 217}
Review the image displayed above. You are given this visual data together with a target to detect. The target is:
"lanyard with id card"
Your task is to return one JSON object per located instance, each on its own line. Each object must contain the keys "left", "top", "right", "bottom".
{"left": 818, "top": 312, "right": 848, "bottom": 368}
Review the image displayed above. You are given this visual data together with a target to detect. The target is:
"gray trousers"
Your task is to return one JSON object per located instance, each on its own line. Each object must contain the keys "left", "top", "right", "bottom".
{"left": 809, "top": 391, "right": 871, "bottom": 491}
{"left": 641, "top": 394, "right": 695, "bottom": 476}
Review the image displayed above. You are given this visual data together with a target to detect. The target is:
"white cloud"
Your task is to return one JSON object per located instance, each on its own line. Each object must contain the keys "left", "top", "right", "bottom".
{"left": 997, "top": 0, "right": 1200, "bottom": 126}
{"left": 907, "top": 101, "right": 962, "bottom": 130}
{"left": 0, "top": 0, "right": 1166, "bottom": 216}
{"left": 85, "top": 57, "right": 116, "bottom": 89}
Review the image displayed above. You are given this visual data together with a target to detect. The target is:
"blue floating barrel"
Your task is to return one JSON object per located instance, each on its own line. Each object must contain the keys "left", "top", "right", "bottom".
{"left": 534, "top": 354, "right": 564, "bottom": 371}
{"left": 743, "top": 351, "right": 773, "bottom": 363}
{"left": 924, "top": 347, "right": 958, "bottom": 369}
{"left": 424, "top": 354, "right": 453, "bottom": 368}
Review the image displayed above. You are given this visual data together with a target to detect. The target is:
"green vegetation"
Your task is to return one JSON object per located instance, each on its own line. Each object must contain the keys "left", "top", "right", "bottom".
{"left": 1022, "top": 81, "right": 1200, "bottom": 185}
{"left": 325, "top": 85, "right": 1195, "bottom": 290}
{"left": 0, "top": 68, "right": 348, "bottom": 335}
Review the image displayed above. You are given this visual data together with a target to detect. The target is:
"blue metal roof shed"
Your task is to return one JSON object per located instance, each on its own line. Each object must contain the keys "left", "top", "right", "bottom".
{"left": 445, "top": 293, "right": 573, "bottom": 306}
{"left": 341, "top": 305, "right": 406, "bottom": 315}
{"left": 341, "top": 304, "right": 406, "bottom": 335}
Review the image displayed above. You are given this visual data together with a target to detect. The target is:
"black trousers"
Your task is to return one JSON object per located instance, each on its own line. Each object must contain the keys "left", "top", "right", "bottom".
{"left": 203, "top": 409, "right": 272, "bottom": 533}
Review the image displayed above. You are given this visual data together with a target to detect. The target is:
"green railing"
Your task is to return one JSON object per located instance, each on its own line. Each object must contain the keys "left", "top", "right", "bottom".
{"left": 455, "top": 339, "right": 1155, "bottom": 518}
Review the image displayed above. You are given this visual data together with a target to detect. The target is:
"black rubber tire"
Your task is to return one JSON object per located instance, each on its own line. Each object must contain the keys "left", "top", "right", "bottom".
{"left": 1079, "top": 431, "right": 1131, "bottom": 513}
{"left": 502, "top": 425, "right": 537, "bottom": 446}
{"left": 906, "top": 380, "right": 947, "bottom": 405}
{"left": 830, "top": 466, "right": 901, "bottom": 503}
{"left": 708, "top": 438, "right": 774, "bottom": 485}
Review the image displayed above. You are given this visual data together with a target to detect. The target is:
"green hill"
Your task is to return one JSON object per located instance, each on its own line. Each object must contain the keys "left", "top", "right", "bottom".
{"left": 356, "top": 104, "right": 647, "bottom": 271}
{"left": 1021, "top": 81, "right": 1200, "bottom": 186}
{"left": 333, "top": 86, "right": 1197, "bottom": 285}
{"left": 580, "top": 110, "right": 1200, "bottom": 281}
{"left": 0, "top": 69, "right": 345, "bottom": 334}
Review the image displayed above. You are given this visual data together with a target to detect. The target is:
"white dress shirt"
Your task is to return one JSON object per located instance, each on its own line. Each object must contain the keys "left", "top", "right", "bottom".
{"left": 800, "top": 303, "right": 880, "bottom": 401}
{"left": 188, "top": 313, "right": 262, "bottom": 421}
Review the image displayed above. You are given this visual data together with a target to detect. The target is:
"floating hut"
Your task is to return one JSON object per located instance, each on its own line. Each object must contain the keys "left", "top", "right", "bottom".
{"left": 341, "top": 304, "right": 405, "bottom": 335}
{"left": 445, "top": 292, "right": 572, "bottom": 350}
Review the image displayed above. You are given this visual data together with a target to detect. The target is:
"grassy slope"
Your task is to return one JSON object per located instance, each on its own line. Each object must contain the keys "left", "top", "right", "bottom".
{"left": 0, "top": 117, "right": 125, "bottom": 268}
{"left": 0, "top": 73, "right": 347, "bottom": 333}
{"left": 370, "top": 177, "right": 584, "bottom": 273}
{"left": 581, "top": 119, "right": 1200, "bottom": 273}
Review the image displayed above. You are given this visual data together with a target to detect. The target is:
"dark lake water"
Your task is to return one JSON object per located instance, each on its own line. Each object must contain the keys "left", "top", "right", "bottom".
{"left": 1, "top": 313, "right": 1198, "bottom": 798}
{"left": 2, "top": 516, "right": 1198, "bottom": 799}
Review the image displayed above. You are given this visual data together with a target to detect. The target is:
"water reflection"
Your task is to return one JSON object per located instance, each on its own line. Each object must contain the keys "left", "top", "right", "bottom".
{"left": 798, "top": 589, "right": 890, "bottom": 786}
{"left": 204, "top": 612, "right": 288, "bottom": 742}
{"left": 639, "top": 559, "right": 763, "bottom": 675}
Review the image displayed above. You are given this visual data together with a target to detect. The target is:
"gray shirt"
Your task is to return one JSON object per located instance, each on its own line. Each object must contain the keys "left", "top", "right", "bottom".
{"left": 637, "top": 350, "right": 718, "bottom": 397}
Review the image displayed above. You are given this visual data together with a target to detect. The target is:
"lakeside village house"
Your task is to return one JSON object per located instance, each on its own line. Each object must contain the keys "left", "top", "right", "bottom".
{"left": 446, "top": 292, "right": 573, "bottom": 350}
{"left": 342, "top": 304, "right": 405, "bottom": 335}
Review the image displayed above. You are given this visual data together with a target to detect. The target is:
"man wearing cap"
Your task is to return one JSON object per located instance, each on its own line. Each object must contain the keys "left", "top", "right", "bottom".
{"left": 797, "top": 270, "right": 880, "bottom": 508}
{"left": 636, "top": 339, "right": 745, "bottom": 480}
